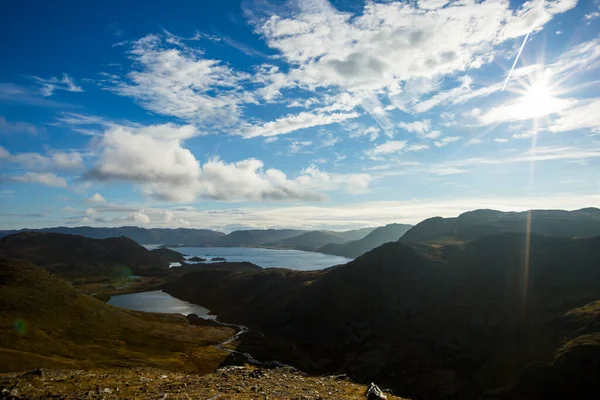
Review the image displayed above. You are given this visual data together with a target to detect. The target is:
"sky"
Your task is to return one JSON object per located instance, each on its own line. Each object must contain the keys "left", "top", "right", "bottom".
{"left": 0, "top": 0, "right": 599, "bottom": 232}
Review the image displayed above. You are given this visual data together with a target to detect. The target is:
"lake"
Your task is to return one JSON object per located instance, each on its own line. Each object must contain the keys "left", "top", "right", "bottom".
{"left": 107, "top": 290, "right": 216, "bottom": 319}
{"left": 172, "top": 246, "right": 353, "bottom": 271}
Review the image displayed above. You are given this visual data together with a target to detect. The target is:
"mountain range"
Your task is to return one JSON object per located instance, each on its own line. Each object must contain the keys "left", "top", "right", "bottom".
{"left": 163, "top": 232, "right": 600, "bottom": 399}
{"left": 3, "top": 207, "right": 600, "bottom": 399}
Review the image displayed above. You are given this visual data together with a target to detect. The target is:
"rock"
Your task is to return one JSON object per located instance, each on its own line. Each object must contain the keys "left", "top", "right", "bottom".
{"left": 21, "top": 368, "right": 43, "bottom": 377}
{"left": 188, "top": 256, "right": 206, "bottom": 262}
{"left": 103, "top": 387, "right": 113, "bottom": 394}
{"left": 211, "top": 257, "right": 226, "bottom": 261}
{"left": 365, "top": 383, "right": 387, "bottom": 399}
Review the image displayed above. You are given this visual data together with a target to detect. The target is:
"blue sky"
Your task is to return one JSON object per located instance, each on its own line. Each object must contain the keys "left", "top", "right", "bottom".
{"left": 1, "top": 0, "right": 599, "bottom": 231}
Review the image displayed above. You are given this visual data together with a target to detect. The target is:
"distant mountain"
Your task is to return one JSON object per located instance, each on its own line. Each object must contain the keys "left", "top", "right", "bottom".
{"left": 0, "top": 259, "right": 233, "bottom": 373}
{"left": 0, "top": 232, "right": 176, "bottom": 280}
{"left": 0, "top": 226, "right": 225, "bottom": 245}
{"left": 400, "top": 208, "right": 600, "bottom": 244}
{"left": 266, "top": 231, "right": 349, "bottom": 251}
{"left": 165, "top": 233, "right": 600, "bottom": 399}
{"left": 318, "top": 223, "right": 413, "bottom": 258}
{"left": 0, "top": 226, "right": 381, "bottom": 252}
{"left": 217, "top": 229, "right": 308, "bottom": 247}
{"left": 327, "top": 227, "right": 377, "bottom": 242}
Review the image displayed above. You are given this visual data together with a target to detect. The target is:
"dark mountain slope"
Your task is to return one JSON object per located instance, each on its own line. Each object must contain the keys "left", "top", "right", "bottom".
{"left": 400, "top": 207, "right": 600, "bottom": 244}
{"left": 165, "top": 233, "right": 600, "bottom": 399}
{"left": 0, "top": 259, "right": 233, "bottom": 373}
{"left": 0, "top": 232, "right": 174, "bottom": 280}
{"left": 318, "top": 223, "right": 412, "bottom": 258}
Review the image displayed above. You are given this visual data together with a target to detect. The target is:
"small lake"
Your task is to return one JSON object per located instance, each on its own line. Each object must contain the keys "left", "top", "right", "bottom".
{"left": 107, "top": 290, "right": 215, "bottom": 319}
{"left": 171, "top": 246, "right": 353, "bottom": 271}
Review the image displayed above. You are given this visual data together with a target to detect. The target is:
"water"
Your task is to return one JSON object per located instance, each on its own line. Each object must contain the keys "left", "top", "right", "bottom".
{"left": 172, "top": 246, "right": 353, "bottom": 271}
{"left": 107, "top": 290, "right": 216, "bottom": 319}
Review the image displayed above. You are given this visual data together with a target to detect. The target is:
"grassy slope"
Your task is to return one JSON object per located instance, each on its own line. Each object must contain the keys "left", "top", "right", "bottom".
{"left": 0, "top": 259, "right": 233, "bottom": 374}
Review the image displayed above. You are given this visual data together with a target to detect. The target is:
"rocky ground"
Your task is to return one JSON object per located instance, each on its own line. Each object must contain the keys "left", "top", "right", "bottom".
{"left": 0, "top": 365, "right": 408, "bottom": 400}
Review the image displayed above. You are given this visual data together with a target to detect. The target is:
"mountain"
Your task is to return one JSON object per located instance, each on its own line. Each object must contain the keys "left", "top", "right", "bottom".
{"left": 217, "top": 229, "right": 308, "bottom": 247}
{"left": 0, "top": 232, "right": 175, "bottom": 280}
{"left": 400, "top": 208, "right": 600, "bottom": 244}
{"left": 164, "top": 233, "right": 600, "bottom": 399}
{"left": 0, "top": 226, "right": 225, "bottom": 245}
{"left": 266, "top": 231, "right": 350, "bottom": 251}
{"left": 326, "top": 227, "right": 378, "bottom": 242}
{"left": 0, "top": 259, "right": 233, "bottom": 373}
{"left": 318, "top": 223, "right": 413, "bottom": 258}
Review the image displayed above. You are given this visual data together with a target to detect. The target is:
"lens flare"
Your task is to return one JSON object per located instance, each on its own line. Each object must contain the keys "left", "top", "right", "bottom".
{"left": 14, "top": 318, "right": 27, "bottom": 335}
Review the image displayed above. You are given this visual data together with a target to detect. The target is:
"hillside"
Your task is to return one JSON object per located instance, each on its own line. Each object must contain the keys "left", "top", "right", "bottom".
{"left": 0, "top": 226, "right": 225, "bottom": 245}
{"left": 165, "top": 233, "right": 600, "bottom": 399}
{"left": 0, "top": 259, "right": 234, "bottom": 374}
{"left": 0, "top": 232, "right": 175, "bottom": 280}
{"left": 318, "top": 223, "right": 413, "bottom": 258}
{"left": 400, "top": 208, "right": 600, "bottom": 244}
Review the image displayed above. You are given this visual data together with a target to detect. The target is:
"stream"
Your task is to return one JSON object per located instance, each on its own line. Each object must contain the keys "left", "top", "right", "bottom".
{"left": 108, "top": 290, "right": 296, "bottom": 369}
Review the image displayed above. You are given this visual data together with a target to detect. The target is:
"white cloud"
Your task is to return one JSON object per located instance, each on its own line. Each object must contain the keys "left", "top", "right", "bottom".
{"left": 549, "top": 99, "right": 600, "bottom": 133}
{"left": 434, "top": 136, "right": 461, "bottom": 147}
{"left": 584, "top": 12, "right": 599, "bottom": 22}
{"left": 0, "top": 147, "right": 84, "bottom": 171}
{"left": 111, "top": 34, "right": 251, "bottom": 128}
{"left": 397, "top": 120, "right": 432, "bottom": 134}
{"left": 127, "top": 211, "right": 151, "bottom": 224}
{"left": 86, "top": 124, "right": 369, "bottom": 202}
{"left": 31, "top": 73, "right": 83, "bottom": 96}
{"left": 91, "top": 193, "right": 600, "bottom": 230}
{"left": 0, "top": 116, "right": 40, "bottom": 135}
{"left": 494, "top": 138, "right": 509, "bottom": 143}
{"left": 478, "top": 96, "right": 576, "bottom": 125}
{"left": 317, "top": 131, "right": 340, "bottom": 148}
{"left": 365, "top": 140, "right": 407, "bottom": 158}
{"left": 237, "top": 110, "right": 358, "bottom": 138}
{"left": 11, "top": 172, "right": 67, "bottom": 188}
{"left": 405, "top": 144, "right": 430, "bottom": 152}
{"left": 501, "top": 0, "right": 578, "bottom": 40}
{"left": 86, "top": 193, "right": 107, "bottom": 204}
{"left": 255, "top": 0, "right": 573, "bottom": 95}
{"left": 289, "top": 140, "right": 313, "bottom": 153}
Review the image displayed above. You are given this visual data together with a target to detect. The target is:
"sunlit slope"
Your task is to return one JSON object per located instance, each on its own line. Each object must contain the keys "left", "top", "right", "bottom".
{"left": 0, "top": 259, "right": 233, "bottom": 373}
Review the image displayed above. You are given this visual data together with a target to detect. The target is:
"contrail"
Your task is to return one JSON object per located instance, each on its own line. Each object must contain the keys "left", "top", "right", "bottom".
{"left": 502, "top": 31, "right": 531, "bottom": 91}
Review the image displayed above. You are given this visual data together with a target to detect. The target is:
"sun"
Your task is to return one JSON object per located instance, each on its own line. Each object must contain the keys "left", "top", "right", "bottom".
{"left": 506, "top": 70, "right": 574, "bottom": 121}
